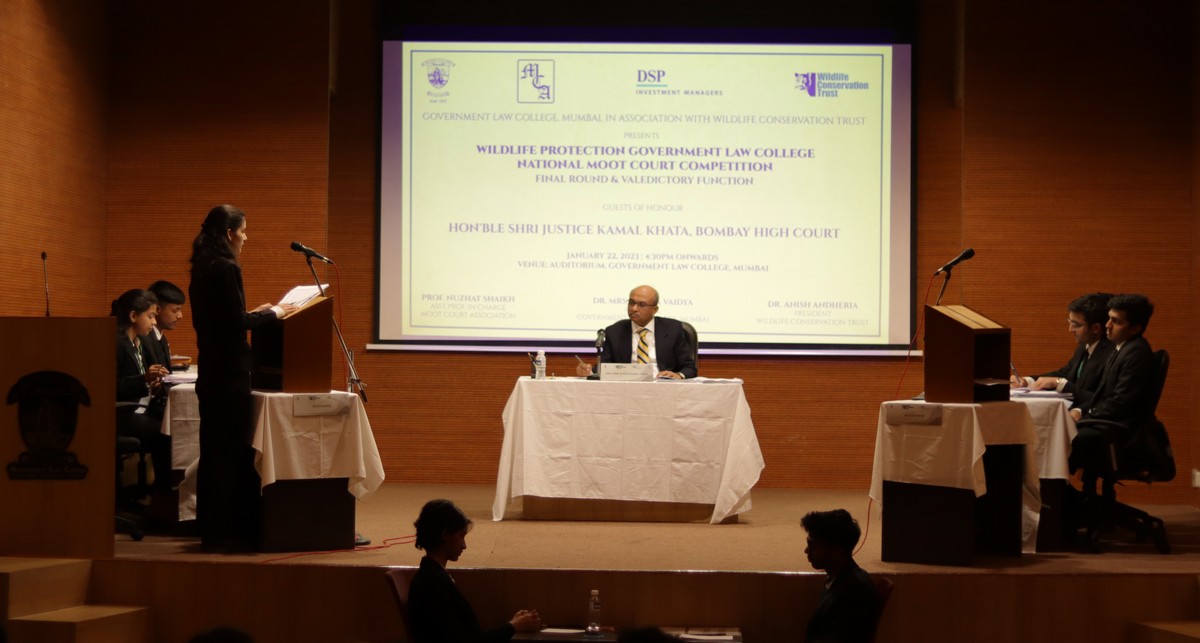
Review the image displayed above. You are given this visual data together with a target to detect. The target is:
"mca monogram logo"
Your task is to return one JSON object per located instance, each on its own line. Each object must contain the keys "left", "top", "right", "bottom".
{"left": 518, "top": 60, "right": 554, "bottom": 103}
{"left": 795, "top": 72, "right": 817, "bottom": 97}
{"left": 422, "top": 58, "right": 455, "bottom": 89}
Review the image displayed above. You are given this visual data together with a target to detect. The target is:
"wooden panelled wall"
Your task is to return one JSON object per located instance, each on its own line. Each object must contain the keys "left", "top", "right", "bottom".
{"left": 0, "top": 0, "right": 108, "bottom": 315}
{"left": 4, "top": 0, "right": 1195, "bottom": 504}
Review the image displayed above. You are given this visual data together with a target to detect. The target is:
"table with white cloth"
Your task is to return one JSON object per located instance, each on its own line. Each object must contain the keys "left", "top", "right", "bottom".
{"left": 161, "top": 384, "right": 384, "bottom": 549}
{"left": 493, "top": 377, "right": 764, "bottom": 524}
{"left": 869, "top": 400, "right": 1041, "bottom": 564}
{"left": 1013, "top": 393, "right": 1077, "bottom": 550}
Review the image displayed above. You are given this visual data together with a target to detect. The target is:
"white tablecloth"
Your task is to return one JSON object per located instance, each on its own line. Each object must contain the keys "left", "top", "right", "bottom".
{"left": 162, "top": 385, "right": 384, "bottom": 521}
{"left": 1013, "top": 394, "right": 1076, "bottom": 480}
{"left": 251, "top": 390, "right": 385, "bottom": 498}
{"left": 493, "top": 377, "right": 764, "bottom": 524}
{"left": 869, "top": 400, "right": 1042, "bottom": 548}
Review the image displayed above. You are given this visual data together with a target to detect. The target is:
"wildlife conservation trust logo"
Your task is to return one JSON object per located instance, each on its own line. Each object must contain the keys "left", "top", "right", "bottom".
{"left": 518, "top": 60, "right": 554, "bottom": 103}
{"left": 795, "top": 71, "right": 870, "bottom": 98}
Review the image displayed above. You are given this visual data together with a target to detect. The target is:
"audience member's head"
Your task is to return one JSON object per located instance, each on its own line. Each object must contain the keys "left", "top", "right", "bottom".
{"left": 148, "top": 280, "right": 186, "bottom": 331}
{"left": 618, "top": 626, "right": 678, "bottom": 642}
{"left": 801, "top": 509, "right": 861, "bottom": 573}
{"left": 414, "top": 498, "right": 473, "bottom": 552}
{"left": 188, "top": 626, "right": 254, "bottom": 643}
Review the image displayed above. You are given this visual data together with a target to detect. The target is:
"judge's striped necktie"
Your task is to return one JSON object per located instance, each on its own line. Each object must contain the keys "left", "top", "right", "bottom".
{"left": 636, "top": 328, "right": 650, "bottom": 364}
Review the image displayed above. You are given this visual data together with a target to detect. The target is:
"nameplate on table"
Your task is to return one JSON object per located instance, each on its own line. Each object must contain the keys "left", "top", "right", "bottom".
{"left": 599, "top": 363, "right": 655, "bottom": 381}
{"left": 293, "top": 394, "right": 351, "bottom": 417}
{"left": 884, "top": 402, "right": 943, "bottom": 426}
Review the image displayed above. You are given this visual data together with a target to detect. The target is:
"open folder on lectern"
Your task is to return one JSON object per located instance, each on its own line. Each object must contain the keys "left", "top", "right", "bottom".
{"left": 278, "top": 284, "right": 329, "bottom": 320}
{"left": 279, "top": 284, "right": 328, "bottom": 309}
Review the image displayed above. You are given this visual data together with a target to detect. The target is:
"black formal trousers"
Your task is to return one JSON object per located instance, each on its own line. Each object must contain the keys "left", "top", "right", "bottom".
{"left": 195, "top": 370, "right": 260, "bottom": 548}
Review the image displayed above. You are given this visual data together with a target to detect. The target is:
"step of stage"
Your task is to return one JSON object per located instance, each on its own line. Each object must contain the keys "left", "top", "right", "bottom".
{"left": 1132, "top": 622, "right": 1200, "bottom": 643}
{"left": 6, "top": 604, "right": 149, "bottom": 643}
{"left": 0, "top": 557, "right": 91, "bottom": 619}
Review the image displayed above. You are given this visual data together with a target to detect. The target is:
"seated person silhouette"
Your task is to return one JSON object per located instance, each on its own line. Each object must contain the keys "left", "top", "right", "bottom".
{"left": 407, "top": 499, "right": 542, "bottom": 643}
{"left": 113, "top": 288, "right": 172, "bottom": 492}
{"left": 802, "top": 509, "right": 881, "bottom": 643}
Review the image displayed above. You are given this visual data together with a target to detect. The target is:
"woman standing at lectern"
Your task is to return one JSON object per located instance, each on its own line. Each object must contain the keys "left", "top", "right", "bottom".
{"left": 188, "top": 204, "right": 295, "bottom": 552}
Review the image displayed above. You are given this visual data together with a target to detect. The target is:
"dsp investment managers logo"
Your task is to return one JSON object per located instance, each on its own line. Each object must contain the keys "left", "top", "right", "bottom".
{"left": 795, "top": 72, "right": 870, "bottom": 98}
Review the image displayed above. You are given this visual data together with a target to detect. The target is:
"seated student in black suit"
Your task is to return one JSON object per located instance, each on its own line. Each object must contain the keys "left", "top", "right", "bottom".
{"left": 801, "top": 509, "right": 881, "bottom": 643}
{"left": 1012, "top": 292, "right": 1115, "bottom": 408}
{"left": 1068, "top": 294, "right": 1157, "bottom": 485}
{"left": 144, "top": 280, "right": 186, "bottom": 372}
{"left": 407, "top": 499, "right": 542, "bottom": 643}
{"left": 576, "top": 284, "right": 697, "bottom": 379}
{"left": 113, "top": 288, "right": 172, "bottom": 491}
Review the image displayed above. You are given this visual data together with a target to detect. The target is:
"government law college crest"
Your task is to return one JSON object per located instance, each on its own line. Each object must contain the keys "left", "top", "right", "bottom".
{"left": 422, "top": 58, "right": 455, "bottom": 89}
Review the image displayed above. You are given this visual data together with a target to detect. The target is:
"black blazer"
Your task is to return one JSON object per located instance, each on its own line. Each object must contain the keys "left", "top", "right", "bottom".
{"left": 1077, "top": 335, "right": 1156, "bottom": 427}
{"left": 599, "top": 316, "right": 697, "bottom": 378}
{"left": 805, "top": 560, "right": 881, "bottom": 643}
{"left": 142, "top": 330, "right": 172, "bottom": 372}
{"left": 188, "top": 258, "right": 278, "bottom": 376}
{"left": 116, "top": 333, "right": 152, "bottom": 403}
{"left": 1038, "top": 338, "right": 1115, "bottom": 408}
{"left": 407, "top": 556, "right": 515, "bottom": 643}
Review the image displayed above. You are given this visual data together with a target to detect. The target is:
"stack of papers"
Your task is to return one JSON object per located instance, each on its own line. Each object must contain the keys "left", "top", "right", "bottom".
{"left": 280, "top": 284, "right": 329, "bottom": 308}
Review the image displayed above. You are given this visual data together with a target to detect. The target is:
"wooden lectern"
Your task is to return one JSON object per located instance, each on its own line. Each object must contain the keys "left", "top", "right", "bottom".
{"left": 0, "top": 317, "right": 115, "bottom": 558}
{"left": 251, "top": 296, "right": 333, "bottom": 392}
{"left": 924, "top": 305, "right": 1011, "bottom": 403}
{"left": 882, "top": 305, "right": 1021, "bottom": 564}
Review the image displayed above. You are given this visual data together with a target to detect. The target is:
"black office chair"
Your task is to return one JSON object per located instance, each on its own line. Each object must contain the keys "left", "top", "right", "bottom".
{"left": 384, "top": 567, "right": 416, "bottom": 640}
{"left": 116, "top": 401, "right": 155, "bottom": 497}
{"left": 680, "top": 320, "right": 699, "bottom": 372}
{"left": 1074, "top": 349, "right": 1174, "bottom": 553}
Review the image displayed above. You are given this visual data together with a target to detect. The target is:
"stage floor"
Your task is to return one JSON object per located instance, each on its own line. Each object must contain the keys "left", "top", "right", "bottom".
{"left": 114, "top": 483, "right": 1200, "bottom": 575}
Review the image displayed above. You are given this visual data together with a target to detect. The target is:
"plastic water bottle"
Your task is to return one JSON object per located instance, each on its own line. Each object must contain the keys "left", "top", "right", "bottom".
{"left": 534, "top": 351, "right": 547, "bottom": 379}
{"left": 585, "top": 589, "right": 602, "bottom": 636}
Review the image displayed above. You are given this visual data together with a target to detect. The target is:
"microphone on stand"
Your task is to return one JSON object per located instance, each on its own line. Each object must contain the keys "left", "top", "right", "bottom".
{"left": 934, "top": 248, "right": 975, "bottom": 275}
{"left": 290, "top": 241, "right": 334, "bottom": 264}
{"left": 594, "top": 328, "right": 606, "bottom": 350}
{"left": 41, "top": 251, "right": 50, "bottom": 317}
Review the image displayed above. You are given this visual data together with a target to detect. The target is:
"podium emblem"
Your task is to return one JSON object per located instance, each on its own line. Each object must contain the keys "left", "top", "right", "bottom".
{"left": 6, "top": 370, "right": 90, "bottom": 480}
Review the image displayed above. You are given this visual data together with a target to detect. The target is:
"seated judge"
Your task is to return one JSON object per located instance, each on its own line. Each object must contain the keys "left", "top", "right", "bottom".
{"left": 407, "top": 499, "right": 542, "bottom": 643}
{"left": 576, "top": 284, "right": 697, "bottom": 379}
{"left": 1011, "top": 292, "right": 1114, "bottom": 407}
